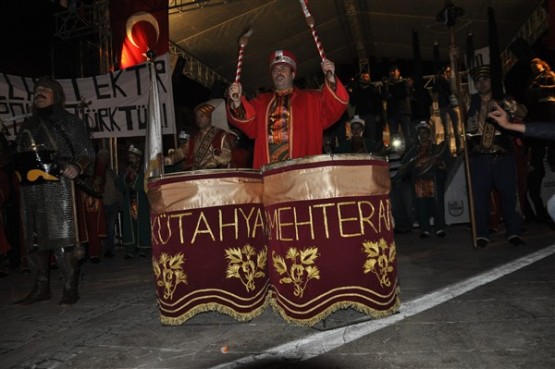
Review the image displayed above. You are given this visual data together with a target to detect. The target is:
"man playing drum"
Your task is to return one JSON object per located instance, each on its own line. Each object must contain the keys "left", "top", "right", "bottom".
{"left": 226, "top": 50, "right": 349, "bottom": 169}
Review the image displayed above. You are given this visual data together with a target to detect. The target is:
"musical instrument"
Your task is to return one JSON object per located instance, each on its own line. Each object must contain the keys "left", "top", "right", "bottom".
{"left": 262, "top": 154, "right": 399, "bottom": 325}
{"left": 231, "top": 28, "right": 253, "bottom": 99}
{"left": 415, "top": 140, "right": 448, "bottom": 176}
{"left": 393, "top": 141, "right": 447, "bottom": 181}
{"left": 298, "top": 0, "right": 333, "bottom": 78}
{"left": 147, "top": 169, "right": 268, "bottom": 325}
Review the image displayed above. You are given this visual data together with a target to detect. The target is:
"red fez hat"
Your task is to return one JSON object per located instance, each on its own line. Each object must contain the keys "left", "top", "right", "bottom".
{"left": 194, "top": 102, "right": 216, "bottom": 118}
{"left": 269, "top": 50, "right": 297, "bottom": 72}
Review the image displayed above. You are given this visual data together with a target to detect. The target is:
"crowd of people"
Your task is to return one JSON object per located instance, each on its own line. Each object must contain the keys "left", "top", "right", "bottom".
{"left": 339, "top": 57, "right": 554, "bottom": 245}
{"left": 0, "top": 47, "right": 554, "bottom": 305}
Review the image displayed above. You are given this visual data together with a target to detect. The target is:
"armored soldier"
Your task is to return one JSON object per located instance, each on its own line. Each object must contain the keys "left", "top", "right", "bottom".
{"left": 14, "top": 77, "right": 95, "bottom": 305}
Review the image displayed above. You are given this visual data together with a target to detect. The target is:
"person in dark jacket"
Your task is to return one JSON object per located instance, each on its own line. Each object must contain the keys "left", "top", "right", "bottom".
{"left": 349, "top": 72, "right": 385, "bottom": 150}
{"left": 432, "top": 64, "right": 462, "bottom": 153}
{"left": 383, "top": 65, "right": 413, "bottom": 149}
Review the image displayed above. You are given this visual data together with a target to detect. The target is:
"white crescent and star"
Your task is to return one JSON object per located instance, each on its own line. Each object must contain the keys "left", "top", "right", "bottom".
{"left": 125, "top": 11, "right": 160, "bottom": 49}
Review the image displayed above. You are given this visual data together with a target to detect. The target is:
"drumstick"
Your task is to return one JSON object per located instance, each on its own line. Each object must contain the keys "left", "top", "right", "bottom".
{"left": 232, "top": 28, "right": 254, "bottom": 99}
{"left": 298, "top": 0, "right": 332, "bottom": 78}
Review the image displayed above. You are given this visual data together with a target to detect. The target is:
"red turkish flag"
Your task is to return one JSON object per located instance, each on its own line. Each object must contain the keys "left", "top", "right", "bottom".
{"left": 110, "top": 0, "right": 169, "bottom": 69}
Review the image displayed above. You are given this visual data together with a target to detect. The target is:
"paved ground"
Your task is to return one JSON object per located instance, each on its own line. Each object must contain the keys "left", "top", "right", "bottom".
{"left": 1, "top": 222, "right": 554, "bottom": 369}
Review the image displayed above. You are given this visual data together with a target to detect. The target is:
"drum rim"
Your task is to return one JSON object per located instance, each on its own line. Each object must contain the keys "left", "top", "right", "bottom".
{"left": 147, "top": 167, "right": 262, "bottom": 185}
{"left": 261, "top": 153, "right": 387, "bottom": 172}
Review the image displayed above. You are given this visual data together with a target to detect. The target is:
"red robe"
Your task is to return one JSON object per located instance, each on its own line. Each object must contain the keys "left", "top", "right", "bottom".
{"left": 227, "top": 80, "right": 349, "bottom": 169}
{"left": 76, "top": 158, "right": 107, "bottom": 259}
{"left": 166, "top": 128, "right": 231, "bottom": 171}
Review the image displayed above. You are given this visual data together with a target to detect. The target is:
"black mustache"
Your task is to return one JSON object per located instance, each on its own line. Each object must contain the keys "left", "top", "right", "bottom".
{"left": 34, "top": 94, "right": 47, "bottom": 100}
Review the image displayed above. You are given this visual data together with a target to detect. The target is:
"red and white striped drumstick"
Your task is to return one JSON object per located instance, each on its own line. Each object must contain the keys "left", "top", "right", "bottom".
{"left": 298, "top": 0, "right": 332, "bottom": 78}
{"left": 234, "top": 28, "right": 253, "bottom": 81}
{"left": 299, "top": 0, "right": 326, "bottom": 61}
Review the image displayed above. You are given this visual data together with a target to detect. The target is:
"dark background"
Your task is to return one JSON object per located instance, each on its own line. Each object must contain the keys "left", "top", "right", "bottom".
{"left": 1, "top": 1, "right": 553, "bottom": 115}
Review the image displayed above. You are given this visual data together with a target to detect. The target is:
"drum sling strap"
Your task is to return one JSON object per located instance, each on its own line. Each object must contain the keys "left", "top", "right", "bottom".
{"left": 192, "top": 127, "right": 218, "bottom": 170}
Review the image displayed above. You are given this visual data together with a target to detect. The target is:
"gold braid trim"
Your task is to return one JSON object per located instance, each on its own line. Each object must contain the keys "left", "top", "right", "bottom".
{"left": 159, "top": 293, "right": 271, "bottom": 326}
{"left": 157, "top": 284, "right": 401, "bottom": 326}
{"left": 269, "top": 285, "right": 401, "bottom": 327}
{"left": 192, "top": 127, "right": 219, "bottom": 170}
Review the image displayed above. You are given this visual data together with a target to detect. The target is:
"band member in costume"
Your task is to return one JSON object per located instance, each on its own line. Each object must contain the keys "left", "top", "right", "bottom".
{"left": 401, "top": 122, "right": 450, "bottom": 238}
{"left": 335, "top": 115, "right": 378, "bottom": 154}
{"left": 465, "top": 65, "right": 526, "bottom": 248}
{"left": 164, "top": 99, "right": 232, "bottom": 171}
{"left": 226, "top": 49, "right": 349, "bottom": 169}
{"left": 120, "top": 145, "right": 151, "bottom": 260}
{"left": 13, "top": 77, "right": 95, "bottom": 305}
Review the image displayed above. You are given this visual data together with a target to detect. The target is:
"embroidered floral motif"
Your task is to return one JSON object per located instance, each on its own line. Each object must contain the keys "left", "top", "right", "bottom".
{"left": 225, "top": 244, "right": 267, "bottom": 292}
{"left": 153, "top": 252, "right": 188, "bottom": 300}
{"left": 362, "top": 238, "right": 396, "bottom": 288}
{"left": 272, "top": 247, "right": 320, "bottom": 298}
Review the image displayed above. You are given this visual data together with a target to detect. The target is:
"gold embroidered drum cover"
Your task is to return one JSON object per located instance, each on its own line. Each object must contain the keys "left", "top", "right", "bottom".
{"left": 262, "top": 154, "right": 400, "bottom": 326}
{"left": 147, "top": 169, "right": 268, "bottom": 325}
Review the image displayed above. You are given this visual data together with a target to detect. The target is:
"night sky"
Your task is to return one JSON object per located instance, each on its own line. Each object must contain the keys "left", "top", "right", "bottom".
{"left": 0, "top": 2, "right": 59, "bottom": 77}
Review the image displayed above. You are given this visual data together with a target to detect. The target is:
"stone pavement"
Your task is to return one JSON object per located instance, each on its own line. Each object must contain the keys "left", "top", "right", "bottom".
{"left": 1, "top": 222, "right": 554, "bottom": 369}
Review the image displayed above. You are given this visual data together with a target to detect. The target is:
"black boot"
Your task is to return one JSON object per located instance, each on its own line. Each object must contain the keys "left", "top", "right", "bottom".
{"left": 56, "top": 247, "right": 80, "bottom": 306}
{"left": 13, "top": 249, "right": 51, "bottom": 305}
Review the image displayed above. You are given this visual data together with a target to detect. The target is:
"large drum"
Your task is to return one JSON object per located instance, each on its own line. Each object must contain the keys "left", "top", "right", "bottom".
{"left": 262, "top": 154, "right": 400, "bottom": 326}
{"left": 147, "top": 169, "right": 268, "bottom": 325}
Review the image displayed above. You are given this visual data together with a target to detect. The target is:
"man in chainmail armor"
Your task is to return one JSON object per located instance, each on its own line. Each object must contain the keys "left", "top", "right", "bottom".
{"left": 13, "top": 77, "right": 95, "bottom": 306}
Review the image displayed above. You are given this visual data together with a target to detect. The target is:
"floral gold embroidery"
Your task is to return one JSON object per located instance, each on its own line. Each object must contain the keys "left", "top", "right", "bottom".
{"left": 272, "top": 247, "right": 320, "bottom": 298}
{"left": 362, "top": 238, "right": 396, "bottom": 288}
{"left": 225, "top": 244, "right": 267, "bottom": 292}
{"left": 153, "top": 253, "right": 188, "bottom": 300}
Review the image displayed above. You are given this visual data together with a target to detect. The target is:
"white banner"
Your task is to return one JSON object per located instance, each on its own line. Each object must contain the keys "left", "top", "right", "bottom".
{"left": 444, "top": 156, "right": 470, "bottom": 225}
{"left": 0, "top": 53, "right": 175, "bottom": 140}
